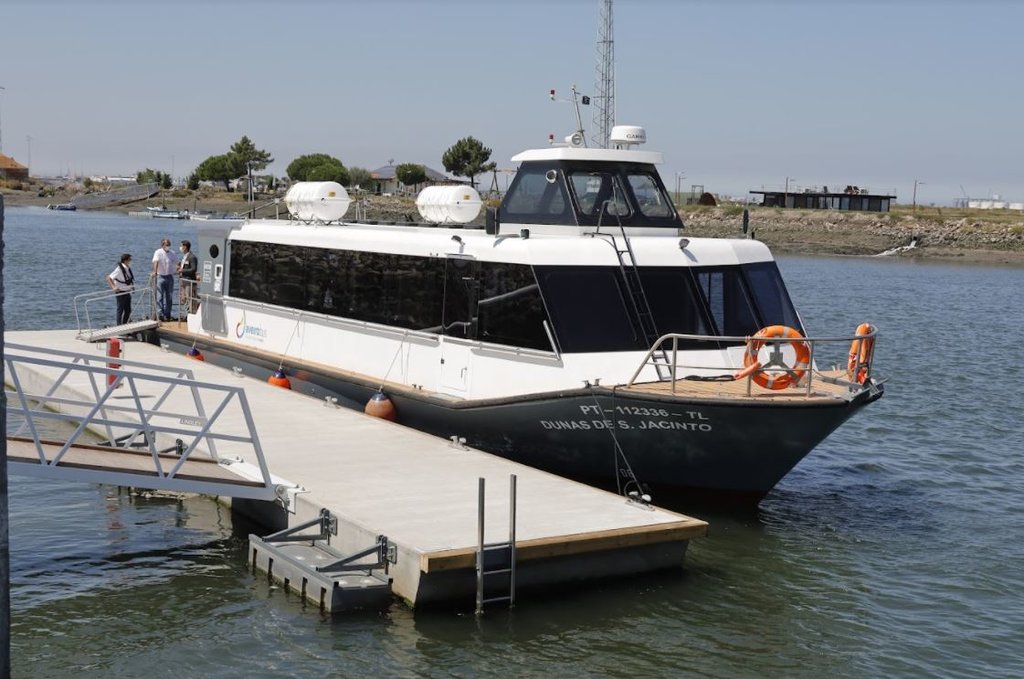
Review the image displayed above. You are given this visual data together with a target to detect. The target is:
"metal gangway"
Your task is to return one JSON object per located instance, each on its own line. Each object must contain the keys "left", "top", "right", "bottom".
{"left": 69, "top": 182, "right": 160, "bottom": 209}
{"left": 74, "top": 285, "right": 161, "bottom": 343}
{"left": 4, "top": 342, "right": 285, "bottom": 502}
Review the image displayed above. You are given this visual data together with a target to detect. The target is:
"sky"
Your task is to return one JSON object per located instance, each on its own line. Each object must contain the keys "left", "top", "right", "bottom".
{"left": 2, "top": 0, "right": 1022, "bottom": 204}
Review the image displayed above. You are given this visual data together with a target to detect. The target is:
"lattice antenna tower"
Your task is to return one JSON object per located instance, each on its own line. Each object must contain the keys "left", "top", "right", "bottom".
{"left": 592, "top": 0, "right": 615, "bottom": 149}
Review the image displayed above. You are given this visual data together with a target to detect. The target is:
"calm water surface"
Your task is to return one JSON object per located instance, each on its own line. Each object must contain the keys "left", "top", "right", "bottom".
{"left": 3, "top": 206, "right": 1023, "bottom": 678}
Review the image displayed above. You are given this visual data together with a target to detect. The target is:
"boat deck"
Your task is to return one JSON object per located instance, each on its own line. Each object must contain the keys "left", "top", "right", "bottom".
{"left": 621, "top": 369, "right": 861, "bottom": 404}
{"left": 5, "top": 329, "right": 708, "bottom": 607}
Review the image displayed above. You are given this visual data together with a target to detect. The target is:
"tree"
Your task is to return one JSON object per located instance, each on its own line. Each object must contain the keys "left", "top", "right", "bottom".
{"left": 395, "top": 163, "right": 427, "bottom": 188}
{"left": 286, "top": 153, "right": 349, "bottom": 186}
{"left": 160, "top": 173, "right": 173, "bottom": 190}
{"left": 442, "top": 136, "right": 495, "bottom": 187}
{"left": 136, "top": 168, "right": 160, "bottom": 184}
{"left": 195, "top": 154, "right": 238, "bottom": 191}
{"left": 348, "top": 167, "right": 372, "bottom": 191}
{"left": 230, "top": 135, "right": 273, "bottom": 173}
{"left": 187, "top": 173, "right": 200, "bottom": 190}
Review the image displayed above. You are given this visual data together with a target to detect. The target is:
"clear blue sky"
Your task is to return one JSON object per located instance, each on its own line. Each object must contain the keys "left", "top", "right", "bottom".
{"left": 2, "top": 0, "right": 1022, "bottom": 204}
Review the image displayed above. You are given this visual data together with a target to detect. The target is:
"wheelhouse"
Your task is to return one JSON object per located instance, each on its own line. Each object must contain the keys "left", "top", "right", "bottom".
{"left": 499, "top": 151, "right": 682, "bottom": 229}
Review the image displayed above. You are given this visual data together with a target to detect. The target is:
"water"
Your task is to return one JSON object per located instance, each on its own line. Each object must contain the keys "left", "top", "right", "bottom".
{"left": 4, "top": 205, "right": 1024, "bottom": 677}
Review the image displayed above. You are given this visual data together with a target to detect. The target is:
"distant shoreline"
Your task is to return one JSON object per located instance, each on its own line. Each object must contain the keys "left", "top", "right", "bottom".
{"left": 4, "top": 187, "right": 1023, "bottom": 266}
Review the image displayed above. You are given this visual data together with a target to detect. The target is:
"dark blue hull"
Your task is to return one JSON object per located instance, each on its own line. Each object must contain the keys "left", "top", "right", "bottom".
{"left": 154, "top": 329, "right": 881, "bottom": 502}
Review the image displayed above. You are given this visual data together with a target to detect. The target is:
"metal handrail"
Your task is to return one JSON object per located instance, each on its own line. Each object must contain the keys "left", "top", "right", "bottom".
{"left": 4, "top": 344, "right": 275, "bottom": 496}
{"left": 74, "top": 282, "right": 158, "bottom": 337}
{"left": 626, "top": 328, "right": 879, "bottom": 394}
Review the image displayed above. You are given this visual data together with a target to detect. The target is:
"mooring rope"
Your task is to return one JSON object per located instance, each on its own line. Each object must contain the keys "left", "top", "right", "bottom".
{"left": 588, "top": 385, "right": 646, "bottom": 499}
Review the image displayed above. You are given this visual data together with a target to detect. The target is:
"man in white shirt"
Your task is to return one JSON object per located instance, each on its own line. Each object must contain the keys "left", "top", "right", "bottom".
{"left": 106, "top": 253, "right": 135, "bottom": 325}
{"left": 152, "top": 238, "right": 180, "bottom": 321}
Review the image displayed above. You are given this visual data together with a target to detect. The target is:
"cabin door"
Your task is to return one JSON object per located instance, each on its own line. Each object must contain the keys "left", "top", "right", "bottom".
{"left": 438, "top": 255, "right": 477, "bottom": 394}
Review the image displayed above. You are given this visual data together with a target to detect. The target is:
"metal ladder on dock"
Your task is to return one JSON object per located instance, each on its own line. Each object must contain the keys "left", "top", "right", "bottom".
{"left": 613, "top": 225, "right": 673, "bottom": 380}
{"left": 475, "top": 474, "right": 517, "bottom": 615}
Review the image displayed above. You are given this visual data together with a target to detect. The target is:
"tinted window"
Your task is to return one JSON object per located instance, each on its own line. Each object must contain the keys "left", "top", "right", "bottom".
{"left": 441, "top": 256, "right": 476, "bottom": 339}
{"left": 569, "top": 171, "right": 630, "bottom": 220}
{"left": 477, "top": 262, "right": 550, "bottom": 351}
{"left": 637, "top": 269, "right": 711, "bottom": 347}
{"left": 535, "top": 266, "right": 643, "bottom": 353}
{"left": 742, "top": 262, "right": 802, "bottom": 332}
{"left": 627, "top": 173, "right": 674, "bottom": 218}
{"left": 501, "top": 166, "right": 573, "bottom": 224}
{"left": 694, "top": 268, "right": 759, "bottom": 340}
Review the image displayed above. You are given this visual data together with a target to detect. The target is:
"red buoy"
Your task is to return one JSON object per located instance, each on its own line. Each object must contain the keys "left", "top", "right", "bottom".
{"left": 364, "top": 390, "right": 397, "bottom": 421}
{"left": 186, "top": 347, "right": 205, "bottom": 361}
{"left": 268, "top": 369, "right": 292, "bottom": 389}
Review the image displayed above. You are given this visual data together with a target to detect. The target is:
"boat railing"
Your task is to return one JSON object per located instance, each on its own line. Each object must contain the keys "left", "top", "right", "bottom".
{"left": 626, "top": 328, "right": 879, "bottom": 395}
{"left": 74, "top": 281, "right": 159, "bottom": 340}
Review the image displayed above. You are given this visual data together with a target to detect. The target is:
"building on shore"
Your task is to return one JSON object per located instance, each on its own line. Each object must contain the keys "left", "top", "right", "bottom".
{"left": 0, "top": 153, "right": 29, "bottom": 181}
{"left": 750, "top": 185, "right": 896, "bottom": 212}
{"left": 370, "top": 164, "right": 449, "bottom": 196}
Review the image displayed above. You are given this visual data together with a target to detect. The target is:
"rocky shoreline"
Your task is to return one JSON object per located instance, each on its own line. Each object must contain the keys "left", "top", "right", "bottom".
{"left": 4, "top": 186, "right": 1023, "bottom": 265}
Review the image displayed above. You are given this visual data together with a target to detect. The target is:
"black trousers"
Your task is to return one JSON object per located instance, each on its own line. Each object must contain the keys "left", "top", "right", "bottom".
{"left": 115, "top": 292, "right": 132, "bottom": 325}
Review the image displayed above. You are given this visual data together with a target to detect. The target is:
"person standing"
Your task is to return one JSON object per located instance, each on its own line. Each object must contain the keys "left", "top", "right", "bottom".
{"left": 152, "top": 238, "right": 180, "bottom": 321}
{"left": 177, "top": 239, "right": 198, "bottom": 315}
{"left": 106, "top": 253, "right": 135, "bottom": 325}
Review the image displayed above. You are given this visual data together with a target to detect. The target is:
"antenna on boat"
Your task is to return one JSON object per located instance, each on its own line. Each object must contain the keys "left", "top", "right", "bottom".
{"left": 593, "top": 0, "right": 615, "bottom": 148}
{"left": 548, "top": 85, "right": 590, "bottom": 147}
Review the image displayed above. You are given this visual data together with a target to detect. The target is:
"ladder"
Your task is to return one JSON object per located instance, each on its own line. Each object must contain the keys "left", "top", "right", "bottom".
{"left": 475, "top": 475, "right": 517, "bottom": 615}
{"left": 614, "top": 225, "right": 673, "bottom": 381}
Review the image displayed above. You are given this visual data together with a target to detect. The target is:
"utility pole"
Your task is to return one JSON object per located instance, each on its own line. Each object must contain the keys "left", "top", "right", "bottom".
{"left": 784, "top": 176, "right": 793, "bottom": 208}
{"left": 0, "top": 85, "right": 6, "bottom": 155}
{"left": 26, "top": 135, "right": 31, "bottom": 174}
{"left": 912, "top": 179, "right": 924, "bottom": 211}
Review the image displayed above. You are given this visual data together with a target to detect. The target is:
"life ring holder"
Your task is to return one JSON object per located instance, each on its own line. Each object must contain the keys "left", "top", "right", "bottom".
{"left": 736, "top": 325, "right": 811, "bottom": 390}
{"left": 846, "top": 323, "right": 876, "bottom": 384}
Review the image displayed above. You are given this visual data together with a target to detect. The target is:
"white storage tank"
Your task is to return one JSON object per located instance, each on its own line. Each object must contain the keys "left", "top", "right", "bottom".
{"left": 415, "top": 185, "right": 482, "bottom": 224}
{"left": 285, "top": 181, "right": 351, "bottom": 222}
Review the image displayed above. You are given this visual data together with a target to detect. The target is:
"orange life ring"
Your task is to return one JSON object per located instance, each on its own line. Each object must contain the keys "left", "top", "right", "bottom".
{"left": 739, "top": 325, "right": 810, "bottom": 390}
{"left": 846, "top": 323, "right": 875, "bottom": 384}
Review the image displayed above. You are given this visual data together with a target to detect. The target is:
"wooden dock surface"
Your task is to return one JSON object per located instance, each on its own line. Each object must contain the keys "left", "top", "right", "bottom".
{"left": 5, "top": 330, "right": 707, "bottom": 605}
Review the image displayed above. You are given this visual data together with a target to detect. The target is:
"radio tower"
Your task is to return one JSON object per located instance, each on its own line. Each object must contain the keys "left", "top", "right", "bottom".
{"left": 592, "top": 0, "right": 615, "bottom": 148}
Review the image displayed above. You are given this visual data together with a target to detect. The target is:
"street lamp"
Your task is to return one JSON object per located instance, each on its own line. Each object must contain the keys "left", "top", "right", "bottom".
{"left": 912, "top": 179, "right": 924, "bottom": 211}
{"left": 784, "top": 176, "right": 795, "bottom": 208}
{"left": 675, "top": 171, "right": 685, "bottom": 206}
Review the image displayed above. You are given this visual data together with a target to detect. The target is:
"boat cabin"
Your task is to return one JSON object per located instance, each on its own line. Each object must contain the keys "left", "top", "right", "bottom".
{"left": 498, "top": 147, "right": 682, "bottom": 231}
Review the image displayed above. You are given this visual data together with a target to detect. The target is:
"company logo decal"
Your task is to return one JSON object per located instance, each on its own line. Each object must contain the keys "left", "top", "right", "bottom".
{"left": 235, "top": 312, "right": 268, "bottom": 340}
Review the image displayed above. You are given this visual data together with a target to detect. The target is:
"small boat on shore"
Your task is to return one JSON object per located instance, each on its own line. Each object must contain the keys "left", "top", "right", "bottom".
{"left": 46, "top": 203, "right": 76, "bottom": 211}
{"left": 153, "top": 124, "right": 884, "bottom": 503}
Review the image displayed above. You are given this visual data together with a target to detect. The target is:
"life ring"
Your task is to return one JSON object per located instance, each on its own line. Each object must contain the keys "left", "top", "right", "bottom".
{"left": 846, "top": 323, "right": 875, "bottom": 384}
{"left": 739, "top": 325, "right": 810, "bottom": 390}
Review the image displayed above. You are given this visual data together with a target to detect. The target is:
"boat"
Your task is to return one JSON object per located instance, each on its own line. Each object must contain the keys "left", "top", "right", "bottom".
{"left": 153, "top": 125, "right": 883, "bottom": 502}
{"left": 46, "top": 203, "right": 76, "bottom": 211}
{"left": 146, "top": 206, "right": 189, "bottom": 219}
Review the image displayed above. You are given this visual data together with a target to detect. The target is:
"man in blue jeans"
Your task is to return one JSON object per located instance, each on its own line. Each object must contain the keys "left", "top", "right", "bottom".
{"left": 151, "top": 238, "right": 180, "bottom": 321}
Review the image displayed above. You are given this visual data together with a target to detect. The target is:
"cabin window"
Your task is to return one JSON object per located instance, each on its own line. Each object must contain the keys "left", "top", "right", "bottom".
{"left": 534, "top": 266, "right": 644, "bottom": 353}
{"left": 441, "top": 256, "right": 476, "bottom": 339}
{"left": 627, "top": 173, "right": 674, "bottom": 218}
{"left": 694, "top": 268, "right": 760, "bottom": 340}
{"left": 477, "top": 262, "right": 551, "bottom": 351}
{"left": 636, "top": 269, "right": 712, "bottom": 347}
{"left": 568, "top": 172, "right": 631, "bottom": 220}
{"left": 741, "top": 262, "right": 802, "bottom": 332}
{"left": 501, "top": 166, "right": 574, "bottom": 225}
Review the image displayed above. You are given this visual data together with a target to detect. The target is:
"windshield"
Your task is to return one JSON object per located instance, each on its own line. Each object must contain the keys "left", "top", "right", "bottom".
{"left": 534, "top": 263, "right": 802, "bottom": 353}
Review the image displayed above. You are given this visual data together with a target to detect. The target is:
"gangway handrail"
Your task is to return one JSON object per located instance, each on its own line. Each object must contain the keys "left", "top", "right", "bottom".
{"left": 74, "top": 283, "right": 158, "bottom": 341}
{"left": 626, "top": 328, "right": 879, "bottom": 394}
{"left": 4, "top": 344, "right": 276, "bottom": 500}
